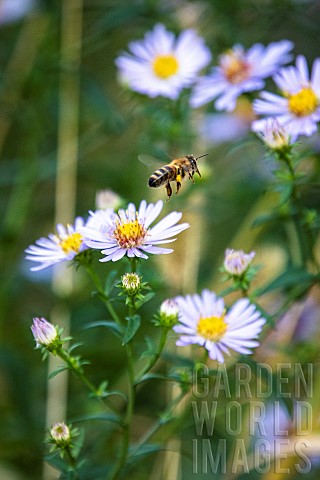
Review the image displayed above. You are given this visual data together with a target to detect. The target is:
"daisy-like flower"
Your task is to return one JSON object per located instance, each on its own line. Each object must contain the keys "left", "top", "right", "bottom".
{"left": 224, "top": 248, "right": 256, "bottom": 276}
{"left": 252, "top": 55, "right": 320, "bottom": 140}
{"left": 115, "top": 24, "right": 211, "bottom": 100}
{"left": 79, "top": 200, "right": 189, "bottom": 262}
{"left": 25, "top": 217, "right": 88, "bottom": 271}
{"left": 190, "top": 40, "right": 293, "bottom": 111}
{"left": 174, "top": 290, "right": 266, "bottom": 363}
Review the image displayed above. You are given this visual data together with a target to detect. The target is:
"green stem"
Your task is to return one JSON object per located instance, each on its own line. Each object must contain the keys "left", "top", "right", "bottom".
{"left": 129, "top": 389, "right": 187, "bottom": 458}
{"left": 135, "top": 327, "right": 169, "bottom": 384}
{"left": 280, "top": 151, "right": 314, "bottom": 267}
{"left": 57, "top": 348, "right": 98, "bottom": 395}
{"left": 83, "top": 264, "right": 122, "bottom": 327}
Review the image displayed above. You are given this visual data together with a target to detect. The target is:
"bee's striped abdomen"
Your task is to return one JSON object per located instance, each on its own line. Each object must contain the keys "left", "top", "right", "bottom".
{"left": 148, "top": 165, "right": 173, "bottom": 188}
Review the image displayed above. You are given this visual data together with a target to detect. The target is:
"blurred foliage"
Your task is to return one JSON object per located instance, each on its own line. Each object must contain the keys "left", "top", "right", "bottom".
{"left": 1, "top": 0, "right": 320, "bottom": 479}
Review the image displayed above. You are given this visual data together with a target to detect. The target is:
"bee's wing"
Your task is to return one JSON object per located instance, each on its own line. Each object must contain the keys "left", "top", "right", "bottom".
{"left": 138, "top": 153, "right": 171, "bottom": 168}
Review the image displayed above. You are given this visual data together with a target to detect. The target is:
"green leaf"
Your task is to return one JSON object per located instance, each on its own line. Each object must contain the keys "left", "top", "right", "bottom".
{"left": 104, "top": 270, "right": 119, "bottom": 296}
{"left": 134, "top": 291, "right": 156, "bottom": 309}
{"left": 73, "top": 412, "right": 123, "bottom": 426}
{"left": 128, "top": 444, "right": 163, "bottom": 463}
{"left": 256, "top": 268, "right": 316, "bottom": 295}
{"left": 122, "top": 315, "right": 141, "bottom": 345}
{"left": 140, "top": 336, "right": 156, "bottom": 359}
{"left": 83, "top": 320, "right": 123, "bottom": 339}
{"left": 48, "top": 366, "right": 69, "bottom": 380}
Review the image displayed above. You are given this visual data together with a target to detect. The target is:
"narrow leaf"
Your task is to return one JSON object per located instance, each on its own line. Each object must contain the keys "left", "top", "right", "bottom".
{"left": 122, "top": 315, "right": 141, "bottom": 345}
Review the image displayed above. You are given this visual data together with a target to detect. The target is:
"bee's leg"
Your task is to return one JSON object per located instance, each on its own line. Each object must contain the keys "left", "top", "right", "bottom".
{"left": 196, "top": 167, "right": 201, "bottom": 178}
{"left": 165, "top": 182, "right": 172, "bottom": 200}
{"left": 175, "top": 173, "right": 182, "bottom": 194}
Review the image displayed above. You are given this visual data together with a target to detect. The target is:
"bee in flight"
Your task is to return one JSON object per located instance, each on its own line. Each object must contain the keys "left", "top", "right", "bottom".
{"left": 147, "top": 154, "right": 209, "bottom": 200}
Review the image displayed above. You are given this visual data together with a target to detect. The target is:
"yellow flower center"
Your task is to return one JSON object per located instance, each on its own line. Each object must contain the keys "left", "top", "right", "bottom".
{"left": 197, "top": 315, "right": 228, "bottom": 342}
{"left": 152, "top": 54, "right": 179, "bottom": 79}
{"left": 60, "top": 232, "right": 83, "bottom": 254}
{"left": 288, "top": 87, "right": 318, "bottom": 117}
{"left": 114, "top": 219, "right": 146, "bottom": 248}
{"left": 221, "top": 50, "right": 251, "bottom": 84}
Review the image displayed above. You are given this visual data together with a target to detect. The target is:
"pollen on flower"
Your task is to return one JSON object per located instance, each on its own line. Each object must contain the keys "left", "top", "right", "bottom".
{"left": 197, "top": 315, "right": 228, "bottom": 342}
{"left": 220, "top": 49, "right": 251, "bottom": 84}
{"left": 59, "top": 232, "right": 83, "bottom": 254}
{"left": 114, "top": 218, "right": 146, "bottom": 248}
{"left": 152, "top": 54, "right": 179, "bottom": 79}
{"left": 288, "top": 87, "right": 318, "bottom": 117}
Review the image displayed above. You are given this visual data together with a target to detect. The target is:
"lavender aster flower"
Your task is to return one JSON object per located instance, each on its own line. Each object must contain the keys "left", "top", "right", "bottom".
{"left": 174, "top": 290, "right": 266, "bottom": 363}
{"left": 252, "top": 55, "right": 320, "bottom": 141}
{"left": 79, "top": 200, "right": 189, "bottom": 262}
{"left": 191, "top": 40, "right": 293, "bottom": 111}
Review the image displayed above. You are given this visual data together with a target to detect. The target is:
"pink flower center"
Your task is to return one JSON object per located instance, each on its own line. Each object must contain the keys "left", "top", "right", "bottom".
{"left": 221, "top": 49, "right": 251, "bottom": 84}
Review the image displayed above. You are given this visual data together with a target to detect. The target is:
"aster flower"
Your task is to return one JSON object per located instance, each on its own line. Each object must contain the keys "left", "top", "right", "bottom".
{"left": 25, "top": 217, "right": 88, "bottom": 271}
{"left": 95, "top": 189, "right": 123, "bottom": 211}
{"left": 79, "top": 200, "right": 189, "bottom": 262}
{"left": 224, "top": 248, "right": 256, "bottom": 276}
{"left": 252, "top": 55, "right": 320, "bottom": 140}
{"left": 174, "top": 290, "right": 266, "bottom": 363}
{"left": 190, "top": 40, "right": 293, "bottom": 111}
{"left": 115, "top": 23, "right": 211, "bottom": 100}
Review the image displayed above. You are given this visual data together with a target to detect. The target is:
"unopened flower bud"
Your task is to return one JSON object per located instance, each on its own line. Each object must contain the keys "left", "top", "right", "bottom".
{"left": 224, "top": 249, "right": 255, "bottom": 276}
{"left": 258, "top": 118, "right": 291, "bottom": 151}
{"left": 50, "top": 422, "right": 71, "bottom": 447}
{"left": 121, "top": 273, "right": 142, "bottom": 295}
{"left": 159, "top": 299, "right": 179, "bottom": 327}
{"left": 31, "top": 317, "right": 58, "bottom": 347}
{"left": 95, "top": 189, "right": 123, "bottom": 210}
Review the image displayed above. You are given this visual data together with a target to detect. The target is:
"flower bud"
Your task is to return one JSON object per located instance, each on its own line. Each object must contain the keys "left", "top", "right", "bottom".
{"left": 31, "top": 317, "right": 58, "bottom": 347}
{"left": 159, "top": 299, "right": 179, "bottom": 327}
{"left": 258, "top": 118, "right": 291, "bottom": 151}
{"left": 95, "top": 189, "right": 123, "bottom": 210}
{"left": 224, "top": 248, "right": 255, "bottom": 276}
{"left": 50, "top": 422, "right": 71, "bottom": 448}
{"left": 121, "top": 273, "right": 142, "bottom": 295}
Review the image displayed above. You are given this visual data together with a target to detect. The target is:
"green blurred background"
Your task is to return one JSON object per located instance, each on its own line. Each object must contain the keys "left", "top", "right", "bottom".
{"left": 1, "top": 0, "right": 320, "bottom": 479}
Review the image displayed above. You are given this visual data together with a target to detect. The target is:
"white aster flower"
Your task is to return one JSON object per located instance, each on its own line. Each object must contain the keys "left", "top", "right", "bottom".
{"left": 252, "top": 55, "right": 320, "bottom": 141}
{"left": 79, "top": 200, "right": 189, "bottom": 262}
{"left": 224, "top": 248, "right": 256, "bottom": 276}
{"left": 190, "top": 40, "right": 293, "bottom": 111}
{"left": 95, "top": 189, "right": 123, "bottom": 211}
{"left": 174, "top": 290, "right": 266, "bottom": 363}
{"left": 25, "top": 217, "right": 88, "bottom": 271}
{"left": 115, "top": 23, "right": 211, "bottom": 100}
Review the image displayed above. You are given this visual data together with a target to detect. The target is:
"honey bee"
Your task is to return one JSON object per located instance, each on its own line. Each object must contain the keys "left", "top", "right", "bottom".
{"left": 147, "top": 154, "right": 209, "bottom": 199}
